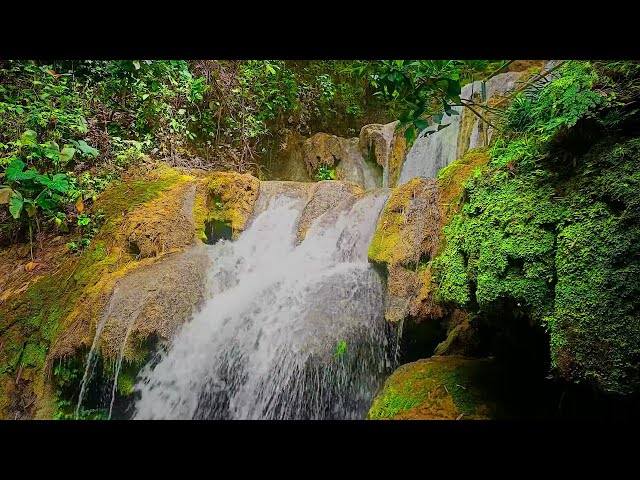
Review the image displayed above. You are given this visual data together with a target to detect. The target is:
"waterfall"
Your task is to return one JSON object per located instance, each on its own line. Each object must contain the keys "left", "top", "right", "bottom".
{"left": 398, "top": 71, "right": 523, "bottom": 183}
{"left": 133, "top": 186, "right": 396, "bottom": 419}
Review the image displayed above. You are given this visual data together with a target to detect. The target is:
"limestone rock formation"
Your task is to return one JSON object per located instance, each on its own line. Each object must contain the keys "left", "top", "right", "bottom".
{"left": 206, "top": 171, "right": 260, "bottom": 238}
{"left": 368, "top": 178, "right": 444, "bottom": 323}
{"left": 296, "top": 181, "right": 364, "bottom": 242}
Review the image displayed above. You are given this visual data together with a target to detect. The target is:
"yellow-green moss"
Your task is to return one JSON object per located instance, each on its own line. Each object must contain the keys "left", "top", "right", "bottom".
{"left": 193, "top": 179, "right": 210, "bottom": 242}
{"left": 369, "top": 356, "right": 496, "bottom": 420}
{"left": 0, "top": 164, "right": 190, "bottom": 418}
{"left": 438, "top": 148, "right": 490, "bottom": 226}
{"left": 369, "top": 178, "right": 433, "bottom": 266}
{"left": 206, "top": 172, "right": 260, "bottom": 238}
{"left": 388, "top": 129, "right": 407, "bottom": 188}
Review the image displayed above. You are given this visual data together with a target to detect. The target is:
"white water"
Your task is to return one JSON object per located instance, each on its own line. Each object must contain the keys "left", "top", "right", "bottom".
{"left": 133, "top": 188, "right": 395, "bottom": 419}
{"left": 398, "top": 71, "right": 523, "bottom": 183}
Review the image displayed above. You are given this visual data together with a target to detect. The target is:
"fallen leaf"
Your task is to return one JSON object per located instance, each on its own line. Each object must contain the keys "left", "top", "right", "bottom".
{"left": 75, "top": 197, "right": 85, "bottom": 212}
{"left": 24, "top": 262, "right": 40, "bottom": 272}
{"left": 0, "top": 187, "right": 13, "bottom": 204}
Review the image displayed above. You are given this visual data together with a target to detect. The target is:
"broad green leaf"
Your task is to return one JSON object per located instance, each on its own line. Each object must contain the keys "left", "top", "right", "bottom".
{"left": 77, "top": 140, "right": 99, "bottom": 157}
{"left": 9, "top": 190, "right": 23, "bottom": 219}
{"left": 36, "top": 195, "right": 56, "bottom": 210}
{"left": 19, "top": 130, "right": 38, "bottom": 147}
{"left": 414, "top": 119, "right": 429, "bottom": 131}
{"left": 40, "top": 173, "right": 69, "bottom": 193}
{"left": 59, "top": 147, "right": 76, "bottom": 163}
{"left": 0, "top": 187, "right": 12, "bottom": 204}
{"left": 43, "top": 141, "right": 61, "bottom": 160}
{"left": 266, "top": 64, "right": 276, "bottom": 75}
{"left": 404, "top": 126, "right": 417, "bottom": 145}
{"left": 5, "top": 158, "right": 28, "bottom": 182}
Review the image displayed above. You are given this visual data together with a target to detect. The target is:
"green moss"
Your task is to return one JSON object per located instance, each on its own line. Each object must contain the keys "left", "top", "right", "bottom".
{"left": 433, "top": 61, "right": 640, "bottom": 394}
{"left": 368, "top": 357, "right": 496, "bottom": 420}
{"left": 435, "top": 163, "right": 568, "bottom": 319}
{"left": 369, "top": 386, "right": 424, "bottom": 419}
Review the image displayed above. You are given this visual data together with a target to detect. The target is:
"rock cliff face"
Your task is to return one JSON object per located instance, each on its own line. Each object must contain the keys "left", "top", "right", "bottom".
{"left": 265, "top": 121, "right": 408, "bottom": 190}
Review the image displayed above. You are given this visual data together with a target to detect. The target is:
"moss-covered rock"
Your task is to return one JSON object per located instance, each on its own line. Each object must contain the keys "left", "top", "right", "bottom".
{"left": 368, "top": 356, "right": 497, "bottom": 420}
{"left": 0, "top": 163, "right": 216, "bottom": 418}
{"left": 433, "top": 309, "right": 480, "bottom": 356}
{"left": 434, "top": 132, "right": 640, "bottom": 394}
{"left": 266, "top": 131, "right": 313, "bottom": 182}
{"left": 368, "top": 178, "right": 444, "bottom": 323}
{"left": 301, "top": 132, "right": 350, "bottom": 176}
{"left": 206, "top": 171, "right": 260, "bottom": 239}
{"left": 546, "top": 137, "right": 640, "bottom": 394}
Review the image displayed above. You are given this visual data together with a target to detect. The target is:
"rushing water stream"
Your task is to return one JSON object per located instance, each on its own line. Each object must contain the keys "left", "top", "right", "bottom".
{"left": 132, "top": 188, "right": 396, "bottom": 419}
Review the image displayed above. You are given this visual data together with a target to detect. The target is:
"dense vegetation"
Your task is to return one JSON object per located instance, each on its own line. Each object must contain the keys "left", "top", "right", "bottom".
{"left": 0, "top": 60, "right": 392, "bottom": 247}
{"left": 434, "top": 60, "right": 640, "bottom": 394}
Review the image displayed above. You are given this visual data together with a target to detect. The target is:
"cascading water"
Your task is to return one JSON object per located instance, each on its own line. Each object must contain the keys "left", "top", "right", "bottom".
{"left": 398, "top": 71, "right": 523, "bottom": 184}
{"left": 133, "top": 187, "right": 396, "bottom": 419}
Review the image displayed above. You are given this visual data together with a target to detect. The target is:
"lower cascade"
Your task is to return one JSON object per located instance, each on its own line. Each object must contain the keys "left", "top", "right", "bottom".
{"left": 133, "top": 187, "right": 396, "bottom": 419}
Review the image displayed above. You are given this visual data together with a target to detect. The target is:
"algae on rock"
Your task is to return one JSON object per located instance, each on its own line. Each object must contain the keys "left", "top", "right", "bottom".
{"left": 368, "top": 356, "right": 497, "bottom": 420}
{"left": 206, "top": 172, "right": 260, "bottom": 239}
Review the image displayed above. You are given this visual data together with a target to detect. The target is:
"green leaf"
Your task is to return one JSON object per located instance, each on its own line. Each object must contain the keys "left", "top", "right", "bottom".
{"left": 40, "top": 173, "right": 69, "bottom": 193}
{"left": 36, "top": 195, "right": 56, "bottom": 210}
{"left": 414, "top": 119, "right": 429, "bottom": 131}
{"left": 5, "top": 158, "right": 26, "bottom": 182}
{"left": 433, "top": 113, "right": 443, "bottom": 124}
{"left": 266, "top": 64, "right": 276, "bottom": 75}
{"left": 0, "top": 187, "right": 12, "bottom": 204}
{"left": 9, "top": 190, "right": 23, "bottom": 219}
{"left": 77, "top": 140, "right": 99, "bottom": 157}
{"left": 404, "top": 126, "right": 417, "bottom": 144}
{"left": 43, "top": 141, "right": 61, "bottom": 160}
{"left": 446, "top": 78, "right": 461, "bottom": 97}
{"left": 5, "top": 161, "right": 38, "bottom": 182}
{"left": 59, "top": 147, "right": 76, "bottom": 163}
{"left": 133, "top": 61, "right": 141, "bottom": 70}
{"left": 19, "top": 130, "right": 38, "bottom": 147}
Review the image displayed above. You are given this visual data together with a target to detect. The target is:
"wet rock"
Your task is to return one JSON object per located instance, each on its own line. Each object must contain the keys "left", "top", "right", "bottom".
{"left": 267, "top": 131, "right": 313, "bottom": 182}
{"left": 207, "top": 172, "right": 260, "bottom": 238}
{"left": 296, "top": 181, "right": 364, "bottom": 242}
{"left": 368, "top": 356, "right": 498, "bottom": 420}
{"left": 368, "top": 178, "right": 444, "bottom": 323}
